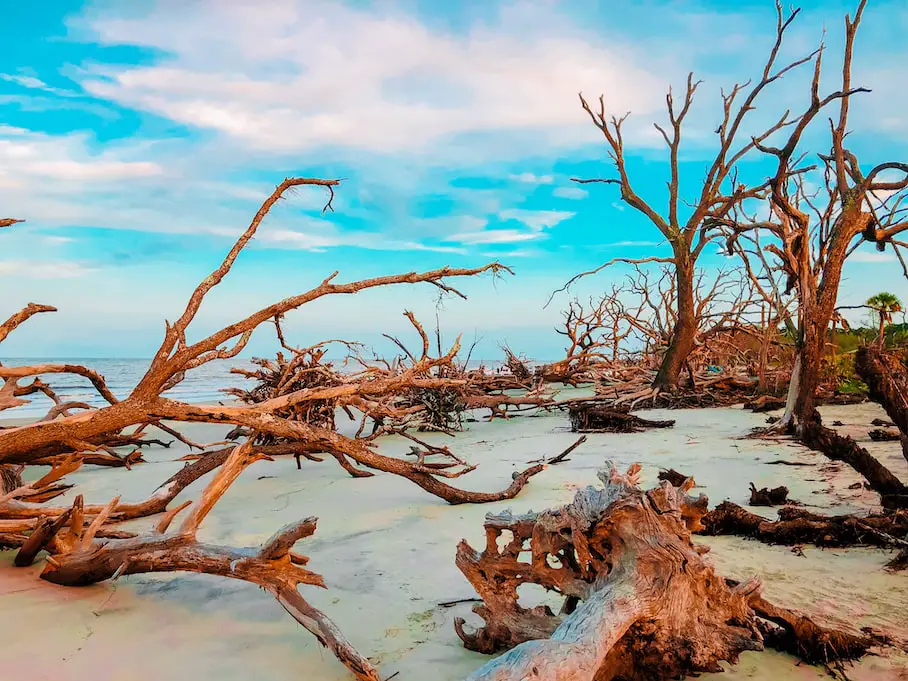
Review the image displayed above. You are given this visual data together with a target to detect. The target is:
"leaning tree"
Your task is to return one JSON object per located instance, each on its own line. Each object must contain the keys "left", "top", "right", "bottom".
{"left": 557, "top": 2, "right": 833, "bottom": 393}
{"left": 718, "top": 0, "right": 908, "bottom": 433}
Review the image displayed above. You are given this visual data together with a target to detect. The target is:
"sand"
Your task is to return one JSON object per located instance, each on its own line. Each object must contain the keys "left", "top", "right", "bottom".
{"left": 1, "top": 399, "right": 907, "bottom": 681}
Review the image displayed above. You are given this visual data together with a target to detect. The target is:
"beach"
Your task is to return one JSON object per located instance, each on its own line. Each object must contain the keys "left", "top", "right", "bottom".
{"left": 2, "top": 399, "right": 906, "bottom": 681}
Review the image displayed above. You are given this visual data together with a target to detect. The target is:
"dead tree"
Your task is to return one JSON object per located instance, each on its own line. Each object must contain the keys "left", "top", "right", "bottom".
{"left": 855, "top": 346, "right": 908, "bottom": 461}
{"left": 455, "top": 464, "right": 874, "bottom": 680}
{"left": 542, "top": 296, "right": 621, "bottom": 383}
{"left": 718, "top": 0, "right": 908, "bottom": 433}
{"left": 0, "top": 179, "right": 544, "bottom": 506}
{"left": 556, "top": 3, "right": 825, "bottom": 393}
{"left": 13, "top": 441, "right": 382, "bottom": 681}
{"left": 702, "top": 502, "right": 908, "bottom": 571}
{"left": 572, "top": 263, "right": 782, "bottom": 406}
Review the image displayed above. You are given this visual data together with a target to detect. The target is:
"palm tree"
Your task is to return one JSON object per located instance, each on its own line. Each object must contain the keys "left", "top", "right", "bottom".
{"left": 866, "top": 292, "right": 903, "bottom": 347}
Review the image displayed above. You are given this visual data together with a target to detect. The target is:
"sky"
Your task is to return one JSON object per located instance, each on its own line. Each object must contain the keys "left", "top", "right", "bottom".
{"left": 1, "top": 0, "right": 907, "bottom": 360}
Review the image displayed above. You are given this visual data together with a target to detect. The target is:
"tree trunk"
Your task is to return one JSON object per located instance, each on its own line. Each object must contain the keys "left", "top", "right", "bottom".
{"left": 855, "top": 346, "right": 908, "bottom": 463}
{"left": 778, "top": 304, "right": 829, "bottom": 431}
{"left": 653, "top": 262, "right": 696, "bottom": 392}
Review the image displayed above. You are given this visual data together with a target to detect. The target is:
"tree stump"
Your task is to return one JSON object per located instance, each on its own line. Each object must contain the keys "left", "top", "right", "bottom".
{"left": 454, "top": 464, "right": 871, "bottom": 680}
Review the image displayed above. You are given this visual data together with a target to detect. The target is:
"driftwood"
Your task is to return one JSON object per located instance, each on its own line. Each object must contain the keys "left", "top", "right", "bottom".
{"left": 454, "top": 464, "right": 873, "bottom": 680}
{"left": 567, "top": 402, "right": 675, "bottom": 433}
{"left": 0, "top": 180, "right": 551, "bottom": 507}
{"left": 527, "top": 436, "right": 588, "bottom": 466}
{"left": 856, "top": 346, "right": 908, "bottom": 461}
{"left": 868, "top": 428, "right": 901, "bottom": 442}
{"left": 658, "top": 468, "right": 692, "bottom": 487}
{"left": 0, "top": 464, "right": 23, "bottom": 493}
{"left": 14, "top": 441, "right": 381, "bottom": 681}
{"left": 801, "top": 420, "right": 908, "bottom": 509}
{"left": 701, "top": 501, "right": 908, "bottom": 556}
{"left": 744, "top": 392, "right": 866, "bottom": 414}
{"left": 749, "top": 482, "right": 790, "bottom": 506}
{"left": 744, "top": 395, "right": 788, "bottom": 412}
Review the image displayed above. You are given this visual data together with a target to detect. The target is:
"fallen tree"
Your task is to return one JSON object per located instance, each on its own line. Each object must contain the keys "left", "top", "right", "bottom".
{"left": 454, "top": 463, "right": 875, "bottom": 680}
{"left": 701, "top": 501, "right": 908, "bottom": 570}
{"left": 567, "top": 401, "right": 675, "bottom": 433}
{"left": 800, "top": 420, "right": 908, "bottom": 508}
{"left": 0, "top": 179, "right": 547, "bottom": 506}
{"left": 12, "top": 440, "right": 382, "bottom": 681}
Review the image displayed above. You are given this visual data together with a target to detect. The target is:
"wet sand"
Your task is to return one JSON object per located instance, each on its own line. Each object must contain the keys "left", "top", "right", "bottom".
{"left": 1, "top": 400, "right": 907, "bottom": 681}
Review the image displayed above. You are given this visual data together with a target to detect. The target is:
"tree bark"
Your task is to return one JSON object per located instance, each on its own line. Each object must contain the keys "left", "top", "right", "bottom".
{"left": 855, "top": 346, "right": 908, "bottom": 462}
{"left": 653, "top": 261, "right": 697, "bottom": 392}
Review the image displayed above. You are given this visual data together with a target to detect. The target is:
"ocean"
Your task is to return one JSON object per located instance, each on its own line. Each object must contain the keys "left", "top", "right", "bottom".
{"left": 0, "top": 356, "right": 508, "bottom": 419}
{"left": 0, "top": 357, "right": 257, "bottom": 419}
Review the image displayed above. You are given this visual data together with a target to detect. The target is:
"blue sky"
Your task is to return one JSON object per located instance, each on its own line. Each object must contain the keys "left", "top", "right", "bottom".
{"left": 1, "top": 0, "right": 906, "bottom": 360}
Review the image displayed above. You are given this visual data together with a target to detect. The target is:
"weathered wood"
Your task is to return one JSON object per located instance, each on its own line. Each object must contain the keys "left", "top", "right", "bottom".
{"left": 658, "top": 468, "right": 691, "bottom": 487}
{"left": 567, "top": 402, "right": 675, "bottom": 433}
{"left": 749, "top": 482, "right": 790, "bottom": 506}
{"left": 30, "top": 442, "right": 381, "bottom": 681}
{"left": 856, "top": 347, "right": 908, "bottom": 462}
{"left": 701, "top": 501, "right": 908, "bottom": 550}
{"left": 455, "top": 465, "right": 871, "bottom": 680}
{"left": 868, "top": 428, "right": 901, "bottom": 442}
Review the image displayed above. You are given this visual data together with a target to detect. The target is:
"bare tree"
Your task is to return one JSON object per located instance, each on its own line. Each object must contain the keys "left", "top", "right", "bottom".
{"left": 718, "top": 0, "right": 908, "bottom": 432}
{"left": 558, "top": 3, "right": 822, "bottom": 393}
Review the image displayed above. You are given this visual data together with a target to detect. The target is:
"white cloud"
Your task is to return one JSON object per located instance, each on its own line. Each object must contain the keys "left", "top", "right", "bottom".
{"left": 1, "top": 74, "right": 50, "bottom": 90}
{"left": 499, "top": 209, "right": 574, "bottom": 231}
{"left": 552, "top": 186, "right": 588, "bottom": 200}
{"left": 509, "top": 173, "right": 554, "bottom": 184}
{"left": 480, "top": 248, "right": 538, "bottom": 258}
{"left": 42, "top": 236, "right": 75, "bottom": 245}
{"left": 255, "top": 222, "right": 468, "bottom": 254}
{"left": 448, "top": 229, "right": 542, "bottom": 245}
{"left": 0, "top": 260, "right": 96, "bottom": 278}
{"left": 0, "top": 73, "right": 81, "bottom": 98}
{"left": 73, "top": 1, "right": 668, "bottom": 155}
{"left": 0, "top": 128, "right": 163, "bottom": 184}
{"left": 850, "top": 251, "right": 896, "bottom": 263}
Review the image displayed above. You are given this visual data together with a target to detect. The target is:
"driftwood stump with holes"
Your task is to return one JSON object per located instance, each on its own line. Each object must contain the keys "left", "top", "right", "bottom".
{"left": 454, "top": 463, "right": 874, "bottom": 681}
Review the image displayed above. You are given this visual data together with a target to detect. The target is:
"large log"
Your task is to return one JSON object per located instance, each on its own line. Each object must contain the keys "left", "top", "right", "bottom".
{"left": 701, "top": 501, "right": 908, "bottom": 551}
{"left": 801, "top": 420, "right": 908, "bottom": 508}
{"left": 454, "top": 464, "right": 872, "bottom": 680}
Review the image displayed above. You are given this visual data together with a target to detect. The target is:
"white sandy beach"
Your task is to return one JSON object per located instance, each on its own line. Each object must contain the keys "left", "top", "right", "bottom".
{"left": 1, "top": 401, "right": 907, "bottom": 681}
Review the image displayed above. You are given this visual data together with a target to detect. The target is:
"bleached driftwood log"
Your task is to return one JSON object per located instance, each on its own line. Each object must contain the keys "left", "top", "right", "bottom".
{"left": 455, "top": 464, "right": 873, "bottom": 680}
